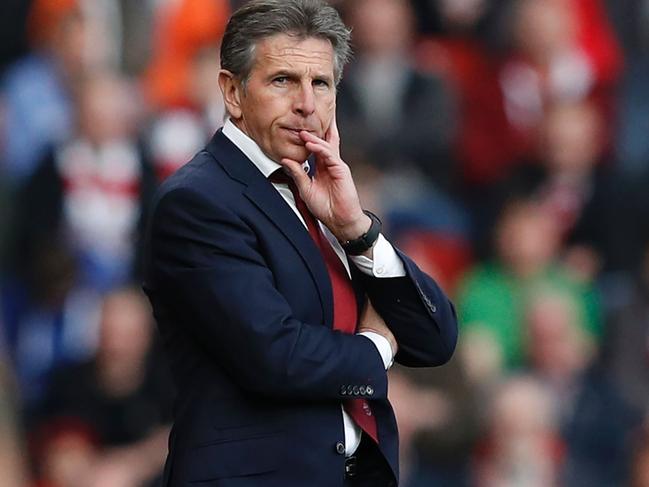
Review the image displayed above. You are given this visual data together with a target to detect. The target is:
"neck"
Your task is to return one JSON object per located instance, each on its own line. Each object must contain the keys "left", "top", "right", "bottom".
{"left": 230, "top": 117, "right": 250, "bottom": 138}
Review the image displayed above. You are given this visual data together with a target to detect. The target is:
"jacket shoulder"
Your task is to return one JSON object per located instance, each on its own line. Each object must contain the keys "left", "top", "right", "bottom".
{"left": 153, "top": 148, "right": 240, "bottom": 207}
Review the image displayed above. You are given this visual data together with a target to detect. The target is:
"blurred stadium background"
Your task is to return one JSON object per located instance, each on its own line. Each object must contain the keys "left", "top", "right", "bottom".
{"left": 1, "top": 0, "right": 649, "bottom": 485}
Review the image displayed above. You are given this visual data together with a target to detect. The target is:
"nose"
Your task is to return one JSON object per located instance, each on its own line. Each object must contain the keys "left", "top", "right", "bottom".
{"left": 293, "top": 81, "right": 316, "bottom": 117}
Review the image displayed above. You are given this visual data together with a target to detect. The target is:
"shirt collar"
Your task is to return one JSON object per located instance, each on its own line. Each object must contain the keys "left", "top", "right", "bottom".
{"left": 221, "top": 118, "right": 309, "bottom": 178}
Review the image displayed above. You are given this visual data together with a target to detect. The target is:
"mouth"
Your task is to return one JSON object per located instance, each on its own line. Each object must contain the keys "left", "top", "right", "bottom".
{"left": 281, "top": 127, "right": 316, "bottom": 140}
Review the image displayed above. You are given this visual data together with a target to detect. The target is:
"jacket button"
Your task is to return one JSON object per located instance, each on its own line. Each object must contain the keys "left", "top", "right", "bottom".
{"left": 335, "top": 442, "right": 345, "bottom": 455}
{"left": 359, "top": 386, "right": 367, "bottom": 395}
{"left": 340, "top": 385, "right": 347, "bottom": 395}
{"left": 366, "top": 386, "right": 374, "bottom": 396}
{"left": 352, "top": 386, "right": 360, "bottom": 395}
{"left": 347, "top": 385, "right": 354, "bottom": 394}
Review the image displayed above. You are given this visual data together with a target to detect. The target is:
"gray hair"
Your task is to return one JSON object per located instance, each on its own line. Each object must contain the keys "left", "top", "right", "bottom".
{"left": 221, "top": 0, "right": 352, "bottom": 85}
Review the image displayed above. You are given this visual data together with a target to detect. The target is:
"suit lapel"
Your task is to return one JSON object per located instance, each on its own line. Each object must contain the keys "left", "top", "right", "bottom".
{"left": 206, "top": 130, "right": 334, "bottom": 328}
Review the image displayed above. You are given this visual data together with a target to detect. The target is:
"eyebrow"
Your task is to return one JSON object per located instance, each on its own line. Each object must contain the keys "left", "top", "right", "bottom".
{"left": 268, "top": 69, "right": 333, "bottom": 84}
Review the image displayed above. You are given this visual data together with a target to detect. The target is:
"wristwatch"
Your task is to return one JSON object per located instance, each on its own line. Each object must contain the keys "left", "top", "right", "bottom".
{"left": 340, "top": 210, "right": 382, "bottom": 255}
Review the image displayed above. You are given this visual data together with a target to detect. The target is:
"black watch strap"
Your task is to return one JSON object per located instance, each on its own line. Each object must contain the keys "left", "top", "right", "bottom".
{"left": 340, "top": 210, "right": 382, "bottom": 255}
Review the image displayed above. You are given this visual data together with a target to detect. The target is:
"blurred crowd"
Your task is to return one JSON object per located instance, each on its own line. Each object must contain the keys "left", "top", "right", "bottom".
{"left": 0, "top": 0, "right": 648, "bottom": 486}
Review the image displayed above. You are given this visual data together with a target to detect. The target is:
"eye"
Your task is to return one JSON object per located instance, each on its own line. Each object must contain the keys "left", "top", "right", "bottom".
{"left": 313, "top": 79, "right": 330, "bottom": 88}
{"left": 273, "top": 76, "right": 289, "bottom": 85}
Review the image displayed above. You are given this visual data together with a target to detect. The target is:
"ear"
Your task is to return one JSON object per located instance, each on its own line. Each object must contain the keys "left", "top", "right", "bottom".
{"left": 218, "top": 69, "right": 243, "bottom": 119}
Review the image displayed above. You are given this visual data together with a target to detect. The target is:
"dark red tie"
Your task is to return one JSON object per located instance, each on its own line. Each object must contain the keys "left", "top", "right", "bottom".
{"left": 269, "top": 169, "right": 379, "bottom": 443}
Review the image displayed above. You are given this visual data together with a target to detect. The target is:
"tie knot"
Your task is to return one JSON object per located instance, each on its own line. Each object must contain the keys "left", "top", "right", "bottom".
{"left": 268, "top": 168, "right": 293, "bottom": 186}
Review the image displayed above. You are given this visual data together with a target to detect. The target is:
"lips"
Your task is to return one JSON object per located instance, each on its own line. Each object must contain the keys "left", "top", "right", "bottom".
{"left": 282, "top": 125, "right": 316, "bottom": 133}
{"left": 281, "top": 127, "right": 315, "bottom": 142}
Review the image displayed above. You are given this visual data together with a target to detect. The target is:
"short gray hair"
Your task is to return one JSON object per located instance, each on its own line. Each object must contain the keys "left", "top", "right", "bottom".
{"left": 221, "top": 0, "right": 352, "bottom": 85}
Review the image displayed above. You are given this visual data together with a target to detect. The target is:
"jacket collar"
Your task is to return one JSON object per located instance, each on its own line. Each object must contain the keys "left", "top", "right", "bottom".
{"left": 205, "top": 129, "right": 334, "bottom": 327}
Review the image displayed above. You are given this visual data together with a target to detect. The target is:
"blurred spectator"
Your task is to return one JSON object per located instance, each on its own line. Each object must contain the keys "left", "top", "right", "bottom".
{"left": 338, "top": 0, "right": 457, "bottom": 191}
{"left": 536, "top": 101, "right": 606, "bottom": 244}
{"left": 389, "top": 365, "right": 476, "bottom": 486}
{"left": 33, "top": 287, "right": 173, "bottom": 487}
{"left": 416, "top": 0, "right": 517, "bottom": 190}
{"left": 2, "top": 70, "right": 156, "bottom": 405}
{"left": 473, "top": 375, "right": 564, "bottom": 487}
{"left": 143, "top": 0, "right": 228, "bottom": 111}
{"left": 144, "top": 0, "right": 229, "bottom": 181}
{"left": 523, "top": 291, "right": 640, "bottom": 486}
{"left": 457, "top": 198, "right": 601, "bottom": 369}
{"left": 394, "top": 356, "right": 480, "bottom": 486}
{"left": 0, "top": 0, "right": 88, "bottom": 185}
{"left": 503, "top": 100, "right": 642, "bottom": 275}
{"left": 79, "top": 0, "right": 159, "bottom": 75}
{"left": 524, "top": 291, "right": 594, "bottom": 389}
{"left": 500, "top": 0, "right": 621, "bottom": 150}
{"left": 419, "top": 0, "right": 622, "bottom": 194}
{"left": 147, "top": 44, "right": 225, "bottom": 182}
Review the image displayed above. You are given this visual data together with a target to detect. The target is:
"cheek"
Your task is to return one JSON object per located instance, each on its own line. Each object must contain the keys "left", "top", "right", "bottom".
{"left": 256, "top": 99, "right": 285, "bottom": 134}
{"left": 319, "top": 97, "right": 336, "bottom": 128}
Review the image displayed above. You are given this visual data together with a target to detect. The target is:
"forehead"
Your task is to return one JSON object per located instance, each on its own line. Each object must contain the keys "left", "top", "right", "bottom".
{"left": 252, "top": 34, "right": 335, "bottom": 76}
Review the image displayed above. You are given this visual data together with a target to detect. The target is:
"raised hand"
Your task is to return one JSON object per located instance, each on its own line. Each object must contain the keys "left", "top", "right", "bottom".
{"left": 279, "top": 115, "right": 371, "bottom": 242}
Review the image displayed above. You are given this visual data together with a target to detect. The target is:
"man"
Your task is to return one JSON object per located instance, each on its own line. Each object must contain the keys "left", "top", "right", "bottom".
{"left": 143, "top": 1, "right": 458, "bottom": 486}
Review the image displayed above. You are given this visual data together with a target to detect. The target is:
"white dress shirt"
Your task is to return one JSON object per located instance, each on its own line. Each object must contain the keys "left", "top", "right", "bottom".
{"left": 221, "top": 119, "right": 406, "bottom": 455}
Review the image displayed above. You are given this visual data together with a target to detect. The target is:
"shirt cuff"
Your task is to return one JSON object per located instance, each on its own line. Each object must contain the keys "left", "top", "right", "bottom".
{"left": 349, "top": 234, "right": 406, "bottom": 278}
{"left": 358, "top": 331, "right": 394, "bottom": 370}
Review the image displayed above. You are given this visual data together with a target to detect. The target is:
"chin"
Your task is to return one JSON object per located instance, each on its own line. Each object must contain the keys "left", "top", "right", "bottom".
{"left": 280, "top": 146, "right": 310, "bottom": 163}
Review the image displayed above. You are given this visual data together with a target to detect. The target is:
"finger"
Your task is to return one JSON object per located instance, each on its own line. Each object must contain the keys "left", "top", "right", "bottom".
{"left": 304, "top": 142, "right": 344, "bottom": 170}
{"left": 300, "top": 130, "right": 328, "bottom": 146}
{"left": 300, "top": 132, "right": 335, "bottom": 157}
{"left": 304, "top": 140, "right": 334, "bottom": 158}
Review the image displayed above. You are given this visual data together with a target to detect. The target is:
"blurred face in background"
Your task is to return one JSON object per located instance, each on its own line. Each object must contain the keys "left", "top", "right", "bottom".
{"left": 495, "top": 201, "right": 561, "bottom": 277}
{"left": 543, "top": 102, "right": 603, "bottom": 175}
{"left": 437, "top": 0, "right": 487, "bottom": 31}
{"left": 513, "top": 0, "right": 576, "bottom": 63}
{"left": 347, "top": 0, "right": 414, "bottom": 56}
{"left": 490, "top": 378, "right": 555, "bottom": 442}
{"left": 524, "top": 293, "right": 592, "bottom": 382}
{"left": 77, "top": 73, "right": 139, "bottom": 144}
{"left": 97, "top": 289, "right": 152, "bottom": 367}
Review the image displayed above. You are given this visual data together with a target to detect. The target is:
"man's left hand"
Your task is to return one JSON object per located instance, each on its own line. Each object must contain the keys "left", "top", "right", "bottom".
{"left": 279, "top": 116, "right": 371, "bottom": 243}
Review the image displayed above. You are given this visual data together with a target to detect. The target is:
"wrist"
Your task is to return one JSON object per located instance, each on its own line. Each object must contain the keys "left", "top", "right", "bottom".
{"left": 335, "top": 213, "right": 372, "bottom": 243}
{"left": 338, "top": 210, "right": 382, "bottom": 256}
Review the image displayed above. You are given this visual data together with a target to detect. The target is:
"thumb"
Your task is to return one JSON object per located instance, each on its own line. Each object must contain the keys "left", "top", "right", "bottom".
{"left": 280, "top": 158, "right": 311, "bottom": 193}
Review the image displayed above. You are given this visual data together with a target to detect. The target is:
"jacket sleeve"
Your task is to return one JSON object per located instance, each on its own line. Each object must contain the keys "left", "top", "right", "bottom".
{"left": 354, "top": 248, "right": 458, "bottom": 367}
{"left": 147, "top": 187, "right": 388, "bottom": 401}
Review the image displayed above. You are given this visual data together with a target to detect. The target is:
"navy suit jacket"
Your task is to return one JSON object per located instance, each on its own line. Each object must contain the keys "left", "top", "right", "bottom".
{"left": 143, "top": 130, "right": 458, "bottom": 486}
